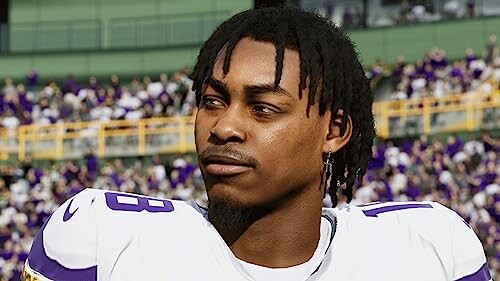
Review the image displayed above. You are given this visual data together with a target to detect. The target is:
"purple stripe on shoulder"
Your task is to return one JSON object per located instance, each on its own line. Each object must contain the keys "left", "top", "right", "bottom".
{"left": 362, "top": 203, "right": 433, "bottom": 217}
{"left": 27, "top": 218, "right": 97, "bottom": 281}
{"left": 455, "top": 263, "right": 491, "bottom": 281}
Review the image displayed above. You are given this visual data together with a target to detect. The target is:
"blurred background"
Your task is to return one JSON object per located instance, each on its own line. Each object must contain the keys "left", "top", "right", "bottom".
{"left": 0, "top": 0, "right": 498, "bottom": 280}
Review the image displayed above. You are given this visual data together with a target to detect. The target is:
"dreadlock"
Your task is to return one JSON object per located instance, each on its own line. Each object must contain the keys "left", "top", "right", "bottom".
{"left": 191, "top": 7, "right": 376, "bottom": 207}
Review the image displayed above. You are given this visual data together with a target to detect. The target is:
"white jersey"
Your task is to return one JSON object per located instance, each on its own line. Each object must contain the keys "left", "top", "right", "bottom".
{"left": 23, "top": 188, "right": 491, "bottom": 281}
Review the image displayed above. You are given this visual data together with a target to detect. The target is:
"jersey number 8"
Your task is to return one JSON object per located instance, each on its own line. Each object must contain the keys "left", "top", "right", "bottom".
{"left": 105, "top": 191, "right": 174, "bottom": 213}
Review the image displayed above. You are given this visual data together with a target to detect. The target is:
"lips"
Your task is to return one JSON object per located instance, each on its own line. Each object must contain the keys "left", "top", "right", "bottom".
{"left": 202, "top": 155, "right": 254, "bottom": 176}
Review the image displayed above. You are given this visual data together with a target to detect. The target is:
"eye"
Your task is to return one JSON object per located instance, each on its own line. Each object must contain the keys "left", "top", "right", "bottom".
{"left": 252, "top": 104, "right": 276, "bottom": 115}
{"left": 200, "top": 96, "right": 225, "bottom": 108}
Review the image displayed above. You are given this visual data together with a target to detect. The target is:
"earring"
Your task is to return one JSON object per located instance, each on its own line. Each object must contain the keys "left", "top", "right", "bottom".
{"left": 324, "top": 149, "right": 334, "bottom": 189}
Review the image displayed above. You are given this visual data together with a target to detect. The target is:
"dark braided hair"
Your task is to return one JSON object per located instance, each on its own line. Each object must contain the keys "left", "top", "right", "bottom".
{"left": 191, "top": 7, "right": 375, "bottom": 207}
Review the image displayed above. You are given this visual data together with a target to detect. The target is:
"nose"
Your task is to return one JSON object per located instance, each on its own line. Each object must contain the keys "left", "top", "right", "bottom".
{"left": 209, "top": 105, "right": 247, "bottom": 144}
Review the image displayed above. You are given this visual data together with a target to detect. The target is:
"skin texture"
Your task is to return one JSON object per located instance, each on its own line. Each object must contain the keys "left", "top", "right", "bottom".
{"left": 195, "top": 37, "right": 352, "bottom": 268}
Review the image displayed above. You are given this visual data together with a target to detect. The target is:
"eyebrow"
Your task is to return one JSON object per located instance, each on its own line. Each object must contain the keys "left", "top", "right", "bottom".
{"left": 244, "top": 83, "right": 293, "bottom": 99}
{"left": 205, "top": 77, "right": 294, "bottom": 99}
{"left": 205, "top": 77, "right": 229, "bottom": 96}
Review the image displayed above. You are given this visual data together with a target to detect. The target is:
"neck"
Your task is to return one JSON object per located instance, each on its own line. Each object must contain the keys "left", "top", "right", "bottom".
{"left": 227, "top": 186, "right": 324, "bottom": 268}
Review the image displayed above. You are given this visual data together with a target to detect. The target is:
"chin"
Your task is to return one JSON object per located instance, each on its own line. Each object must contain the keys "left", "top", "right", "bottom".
{"left": 207, "top": 181, "right": 260, "bottom": 209}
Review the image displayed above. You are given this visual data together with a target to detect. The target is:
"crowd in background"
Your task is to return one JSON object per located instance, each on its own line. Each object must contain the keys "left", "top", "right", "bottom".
{"left": 0, "top": 68, "right": 197, "bottom": 132}
{"left": 318, "top": 0, "right": 498, "bottom": 29}
{"left": 367, "top": 35, "right": 499, "bottom": 101}
{"left": 0, "top": 131, "right": 497, "bottom": 280}
{"left": 397, "top": 0, "right": 478, "bottom": 24}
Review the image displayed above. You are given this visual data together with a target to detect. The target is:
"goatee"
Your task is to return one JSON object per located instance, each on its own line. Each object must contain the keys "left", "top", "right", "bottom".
{"left": 208, "top": 198, "right": 254, "bottom": 245}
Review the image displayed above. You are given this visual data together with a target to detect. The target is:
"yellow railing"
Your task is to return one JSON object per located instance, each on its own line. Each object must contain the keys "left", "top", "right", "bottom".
{"left": 0, "top": 129, "right": 10, "bottom": 161}
{"left": 12, "top": 116, "right": 196, "bottom": 161}
{"left": 373, "top": 88, "right": 499, "bottom": 138}
{"left": 0, "top": 85, "right": 498, "bottom": 161}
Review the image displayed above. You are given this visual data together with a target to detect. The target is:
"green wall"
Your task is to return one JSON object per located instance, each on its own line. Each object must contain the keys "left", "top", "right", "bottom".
{"left": 1, "top": 3, "right": 499, "bottom": 81}
{"left": 0, "top": 46, "right": 200, "bottom": 79}
{"left": 10, "top": 0, "right": 249, "bottom": 22}
{"left": 8, "top": 0, "right": 251, "bottom": 51}
{"left": 350, "top": 16, "right": 500, "bottom": 66}
{"left": 1, "top": 0, "right": 252, "bottom": 80}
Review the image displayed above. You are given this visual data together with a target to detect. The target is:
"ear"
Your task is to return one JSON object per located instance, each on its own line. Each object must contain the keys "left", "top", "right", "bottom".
{"left": 322, "top": 109, "right": 353, "bottom": 153}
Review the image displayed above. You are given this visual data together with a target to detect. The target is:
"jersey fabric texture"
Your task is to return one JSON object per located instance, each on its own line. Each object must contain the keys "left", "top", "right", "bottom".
{"left": 23, "top": 188, "right": 491, "bottom": 281}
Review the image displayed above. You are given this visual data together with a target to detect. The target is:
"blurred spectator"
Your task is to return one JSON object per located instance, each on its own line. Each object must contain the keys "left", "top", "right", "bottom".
{"left": 62, "top": 74, "right": 80, "bottom": 95}
{"left": 24, "top": 70, "right": 38, "bottom": 91}
{"left": 398, "top": 0, "right": 412, "bottom": 24}
{"left": 2, "top": 78, "right": 15, "bottom": 94}
{"left": 85, "top": 148, "right": 99, "bottom": 184}
{"left": 392, "top": 55, "right": 406, "bottom": 86}
{"left": 88, "top": 76, "right": 99, "bottom": 92}
{"left": 410, "top": 5, "right": 427, "bottom": 23}
{"left": 466, "top": 0, "right": 476, "bottom": 18}
{"left": 1, "top": 110, "right": 19, "bottom": 131}
{"left": 484, "top": 35, "right": 498, "bottom": 65}
{"left": 342, "top": 7, "right": 355, "bottom": 29}
{"left": 368, "top": 58, "right": 385, "bottom": 80}
{"left": 323, "top": 0, "right": 334, "bottom": 18}
{"left": 465, "top": 48, "right": 476, "bottom": 66}
{"left": 443, "top": 0, "right": 460, "bottom": 19}
{"left": 110, "top": 74, "right": 122, "bottom": 99}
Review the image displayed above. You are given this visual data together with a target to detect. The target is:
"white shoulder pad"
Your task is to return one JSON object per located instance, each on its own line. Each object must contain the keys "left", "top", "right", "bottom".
{"left": 431, "top": 203, "right": 491, "bottom": 281}
{"left": 26, "top": 188, "right": 102, "bottom": 281}
{"left": 333, "top": 201, "right": 491, "bottom": 281}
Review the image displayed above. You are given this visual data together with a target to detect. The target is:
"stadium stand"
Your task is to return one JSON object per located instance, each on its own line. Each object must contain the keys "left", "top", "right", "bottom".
{"left": 304, "top": 0, "right": 500, "bottom": 28}
{"left": 367, "top": 35, "right": 499, "bottom": 99}
{"left": 0, "top": 70, "right": 196, "bottom": 126}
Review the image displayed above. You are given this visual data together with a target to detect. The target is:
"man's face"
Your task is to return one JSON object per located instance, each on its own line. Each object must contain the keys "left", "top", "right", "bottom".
{"left": 195, "top": 37, "right": 331, "bottom": 209}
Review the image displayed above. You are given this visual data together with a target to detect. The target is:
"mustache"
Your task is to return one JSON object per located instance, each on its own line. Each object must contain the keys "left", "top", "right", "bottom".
{"left": 199, "top": 146, "right": 258, "bottom": 168}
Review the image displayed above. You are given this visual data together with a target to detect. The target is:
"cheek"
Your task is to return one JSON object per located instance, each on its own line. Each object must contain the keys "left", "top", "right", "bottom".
{"left": 259, "top": 121, "right": 323, "bottom": 178}
{"left": 194, "top": 113, "right": 212, "bottom": 152}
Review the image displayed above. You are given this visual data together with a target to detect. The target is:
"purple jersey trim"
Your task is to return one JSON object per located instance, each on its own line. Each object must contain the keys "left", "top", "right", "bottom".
{"left": 455, "top": 263, "right": 491, "bottom": 281}
{"left": 362, "top": 203, "right": 433, "bottom": 217}
{"left": 63, "top": 199, "right": 79, "bottom": 222}
{"left": 27, "top": 216, "right": 97, "bottom": 281}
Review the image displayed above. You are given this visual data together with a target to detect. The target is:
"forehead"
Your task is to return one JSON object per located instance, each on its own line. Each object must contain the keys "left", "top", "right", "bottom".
{"left": 212, "top": 37, "right": 301, "bottom": 94}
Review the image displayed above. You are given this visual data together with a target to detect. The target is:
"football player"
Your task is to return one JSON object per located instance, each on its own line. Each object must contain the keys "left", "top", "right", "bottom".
{"left": 23, "top": 6, "right": 491, "bottom": 281}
